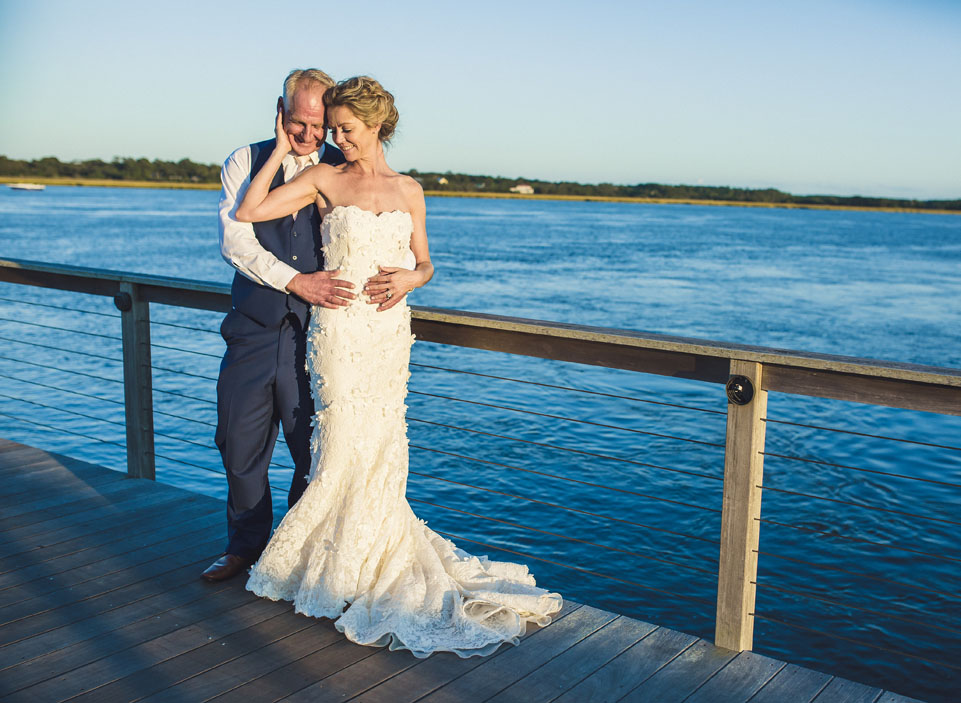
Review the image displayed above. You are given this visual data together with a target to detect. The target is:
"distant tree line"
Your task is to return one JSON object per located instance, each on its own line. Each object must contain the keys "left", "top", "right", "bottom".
{"left": 0, "top": 155, "right": 220, "bottom": 183}
{"left": 2, "top": 156, "right": 956, "bottom": 210}
{"left": 408, "top": 170, "right": 961, "bottom": 212}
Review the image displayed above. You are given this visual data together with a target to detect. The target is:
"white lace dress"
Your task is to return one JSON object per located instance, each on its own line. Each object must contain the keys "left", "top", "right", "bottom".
{"left": 246, "top": 205, "right": 562, "bottom": 658}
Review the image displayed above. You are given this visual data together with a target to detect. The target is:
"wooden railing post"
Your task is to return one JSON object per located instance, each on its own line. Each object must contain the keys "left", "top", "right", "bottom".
{"left": 116, "top": 282, "right": 155, "bottom": 480}
{"left": 715, "top": 359, "right": 767, "bottom": 651}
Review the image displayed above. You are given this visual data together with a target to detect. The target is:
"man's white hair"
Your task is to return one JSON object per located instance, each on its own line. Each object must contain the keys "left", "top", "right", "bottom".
{"left": 282, "top": 69, "right": 335, "bottom": 110}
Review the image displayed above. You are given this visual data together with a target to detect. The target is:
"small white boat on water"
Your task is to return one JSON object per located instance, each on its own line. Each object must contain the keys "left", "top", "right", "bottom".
{"left": 7, "top": 183, "right": 46, "bottom": 191}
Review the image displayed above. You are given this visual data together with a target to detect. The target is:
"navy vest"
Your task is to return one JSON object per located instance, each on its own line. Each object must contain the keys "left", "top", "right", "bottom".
{"left": 230, "top": 139, "right": 346, "bottom": 327}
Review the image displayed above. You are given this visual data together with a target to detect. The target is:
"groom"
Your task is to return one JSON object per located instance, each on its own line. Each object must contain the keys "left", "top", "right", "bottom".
{"left": 203, "top": 69, "right": 352, "bottom": 582}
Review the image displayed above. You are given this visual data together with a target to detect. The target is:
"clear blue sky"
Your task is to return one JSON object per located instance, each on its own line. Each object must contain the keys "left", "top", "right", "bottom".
{"left": 1, "top": 0, "right": 959, "bottom": 199}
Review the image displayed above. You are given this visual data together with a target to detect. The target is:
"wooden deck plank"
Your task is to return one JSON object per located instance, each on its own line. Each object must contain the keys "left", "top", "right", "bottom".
{"left": 0, "top": 496, "right": 215, "bottom": 577}
{"left": 485, "top": 615, "right": 658, "bottom": 703}
{"left": 0, "top": 525, "right": 217, "bottom": 615}
{"left": 0, "top": 473, "right": 161, "bottom": 519}
{"left": 0, "top": 479, "right": 160, "bottom": 531}
{"left": 3, "top": 599, "right": 288, "bottom": 702}
{"left": 353, "top": 602, "right": 584, "bottom": 703}
{"left": 0, "top": 439, "right": 31, "bottom": 452}
{"left": 0, "top": 509, "right": 221, "bottom": 593}
{"left": 281, "top": 644, "right": 423, "bottom": 702}
{"left": 0, "top": 441, "right": 931, "bottom": 703}
{"left": 877, "top": 692, "right": 927, "bottom": 703}
{"left": 66, "top": 609, "right": 315, "bottom": 703}
{"left": 0, "top": 490, "right": 202, "bottom": 561}
{"left": 0, "top": 513, "right": 220, "bottom": 612}
{"left": 0, "top": 445, "right": 103, "bottom": 468}
{"left": 618, "top": 639, "right": 738, "bottom": 702}
{"left": 0, "top": 531, "right": 224, "bottom": 647}
{"left": 0, "top": 576, "right": 244, "bottom": 693}
{"left": 0, "top": 520, "right": 224, "bottom": 625}
{"left": 553, "top": 626, "right": 698, "bottom": 703}
{"left": 748, "top": 663, "right": 833, "bottom": 703}
{"left": 0, "top": 444, "right": 118, "bottom": 471}
{"left": 683, "top": 650, "right": 785, "bottom": 702}
{"left": 811, "top": 677, "right": 886, "bottom": 702}
{"left": 205, "top": 635, "right": 382, "bottom": 701}
{"left": 0, "top": 447, "right": 122, "bottom": 483}
{"left": 294, "top": 605, "right": 588, "bottom": 703}
{"left": 139, "top": 619, "right": 344, "bottom": 702}
{"left": 0, "top": 461, "right": 125, "bottom": 501}
{"left": 418, "top": 605, "right": 618, "bottom": 702}
{"left": 0, "top": 481, "right": 195, "bottom": 539}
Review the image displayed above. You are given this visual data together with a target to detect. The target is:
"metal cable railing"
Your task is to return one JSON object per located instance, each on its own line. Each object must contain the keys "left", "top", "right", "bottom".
{"left": 0, "top": 316, "right": 123, "bottom": 341}
{"left": 435, "top": 528, "right": 716, "bottom": 607}
{"left": 411, "top": 361, "right": 727, "bottom": 416}
{"left": 410, "top": 389, "right": 724, "bottom": 447}
{"left": 764, "top": 416, "right": 961, "bottom": 453}
{"left": 751, "top": 612, "right": 961, "bottom": 672}
{"left": 756, "top": 516, "right": 960, "bottom": 563}
{"left": 0, "top": 299, "right": 221, "bottom": 484}
{"left": 0, "top": 295, "right": 120, "bottom": 319}
{"left": 750, "top": 401, "right": 961, "bottom": 688}
{"left": 0, "top": 409, "right": 125, "bottom": 450}
{"left": 2, "top": 265, "right": 960, "bottom": 701}
{"left": 408, "top": 496, "right": 717, "bottom": 576}
{"left": 759, "top": 483, "right": 960, "bottom": 526}
{"left": 409, "top": 465, "right": 716, "bottom": 546}
{"left": 752, "top": 581, "right": 961, "bottom": 636}
{"left": 409, "top": 417, "right": 722, "bottom": 482}
{"left": 754, "top": 549, "right": 959, "bottom": 600}
{"left": 411, "top": 443, "right": 717, "bottom": 510}
{"left": 761, "top": 449, "right": 961, "bottom": 489}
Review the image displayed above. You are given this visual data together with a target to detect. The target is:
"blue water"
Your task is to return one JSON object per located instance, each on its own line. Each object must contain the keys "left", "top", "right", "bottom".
{"left": 1, "top": 186, "right": 959, "bottom": 701}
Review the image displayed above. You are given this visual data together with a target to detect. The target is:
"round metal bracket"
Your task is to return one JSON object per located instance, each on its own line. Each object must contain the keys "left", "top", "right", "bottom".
{"left": 113, "top": 292, "right": 132, "bottom": 312}
{"left": 726, "top": 375, "right": 755, "bottom": 405}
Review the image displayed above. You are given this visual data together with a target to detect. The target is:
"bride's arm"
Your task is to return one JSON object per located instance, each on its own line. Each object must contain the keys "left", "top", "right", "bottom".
{"left": 235, "top": 110, "right": 320, "bottom": 222}
{"left": 365, "top": 180, "right": 433, "bottom": 311}
{"left": 407, "top": 187, "right": 434, "bottom": 288}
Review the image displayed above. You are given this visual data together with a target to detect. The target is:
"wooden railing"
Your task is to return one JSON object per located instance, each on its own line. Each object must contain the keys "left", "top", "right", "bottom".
{"left": 2, "top": 256, "right": 959, "bottom": 656}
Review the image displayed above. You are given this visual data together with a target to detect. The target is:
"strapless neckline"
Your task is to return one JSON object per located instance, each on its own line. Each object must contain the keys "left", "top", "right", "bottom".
{"left": 329, "top": 204, "right": 410, "bottom": 219}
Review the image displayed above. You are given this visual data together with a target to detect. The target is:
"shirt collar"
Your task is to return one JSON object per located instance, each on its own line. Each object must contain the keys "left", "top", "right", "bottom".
{"left": 288, "top": 145, "right": 324, "bottom": 167}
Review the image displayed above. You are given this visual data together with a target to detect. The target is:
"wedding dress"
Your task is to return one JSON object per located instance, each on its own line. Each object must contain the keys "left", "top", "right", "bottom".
{"left": 246, "top": 204, "right": 562, "bottom": 658}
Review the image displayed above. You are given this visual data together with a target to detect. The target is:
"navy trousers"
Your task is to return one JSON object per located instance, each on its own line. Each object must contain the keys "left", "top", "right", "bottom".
{"left": 215, "top": 309, "right": 313, "bottom": 560}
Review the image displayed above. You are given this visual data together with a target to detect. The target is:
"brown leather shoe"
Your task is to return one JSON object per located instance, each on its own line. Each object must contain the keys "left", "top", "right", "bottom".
{"left": 201, "top": 554, "right": 252, "bottom": 582}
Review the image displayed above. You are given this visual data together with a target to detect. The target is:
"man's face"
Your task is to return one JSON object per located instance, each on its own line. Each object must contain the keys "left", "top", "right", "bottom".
{"left": 282, "top": 86, "right": 327, "bottom": 156}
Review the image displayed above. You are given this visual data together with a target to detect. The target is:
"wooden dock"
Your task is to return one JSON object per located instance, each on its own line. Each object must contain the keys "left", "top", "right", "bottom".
{"left": 0, "top": 439, "right": 925, "bottom": 703}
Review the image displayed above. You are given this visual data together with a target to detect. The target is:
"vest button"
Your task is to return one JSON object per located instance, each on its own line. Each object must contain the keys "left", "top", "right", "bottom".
{"left": 292, "top": 255, "right": 298, "bottom": 261}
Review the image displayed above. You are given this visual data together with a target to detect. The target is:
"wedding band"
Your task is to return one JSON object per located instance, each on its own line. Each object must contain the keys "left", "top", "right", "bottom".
{"left": 385, "top": 291, "right": 393, "bottom": 300}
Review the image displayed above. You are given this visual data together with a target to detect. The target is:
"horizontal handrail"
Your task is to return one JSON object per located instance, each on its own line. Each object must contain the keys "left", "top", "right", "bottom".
{"left": 2, "top": 256, "right": 959, "bottom": 416}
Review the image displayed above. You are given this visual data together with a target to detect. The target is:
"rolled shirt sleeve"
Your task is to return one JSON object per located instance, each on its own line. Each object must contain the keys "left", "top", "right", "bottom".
{"left": 218, "top": 145, "right": 300, "bottom": 292}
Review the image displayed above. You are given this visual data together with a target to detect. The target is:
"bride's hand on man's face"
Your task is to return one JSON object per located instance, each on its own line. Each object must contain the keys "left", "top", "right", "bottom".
{"left": 365, "top": 266, "right": 414, "bottom": 311}
{"left": 274, "top": 106, "right": 292, "bottom": 154}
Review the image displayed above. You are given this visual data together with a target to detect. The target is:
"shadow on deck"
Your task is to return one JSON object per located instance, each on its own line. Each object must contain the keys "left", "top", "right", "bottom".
{"left": 0, "top": 439, "right": 924, "bottom": 702}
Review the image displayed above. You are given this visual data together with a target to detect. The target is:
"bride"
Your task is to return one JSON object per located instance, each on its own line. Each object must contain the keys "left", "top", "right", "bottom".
{"left": 235, "top": 76, "right": 561, "bottom": 658}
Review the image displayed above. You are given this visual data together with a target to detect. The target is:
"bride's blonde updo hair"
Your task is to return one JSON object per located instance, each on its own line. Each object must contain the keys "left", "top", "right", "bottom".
{"left": 324, "top": 76, "right": 399, "bottom": 143}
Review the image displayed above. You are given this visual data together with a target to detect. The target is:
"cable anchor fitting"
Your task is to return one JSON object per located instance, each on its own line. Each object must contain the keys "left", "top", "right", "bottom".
{"left": 113, "top": 292, "right": 132, "bottom": 312}
{"left": 726, "top": 375, "right": 755, "bottom": 405}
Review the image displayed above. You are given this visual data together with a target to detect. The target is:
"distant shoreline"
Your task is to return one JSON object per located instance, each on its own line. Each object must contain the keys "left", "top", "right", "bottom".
{"left": 421, "top": 190, "right": 961, "bottom": 215}
{"left": 2, "top": 176, "right": 957, "bottom": 215}
{"left": 0, "top": 176, "right": 218, "bottom": 191}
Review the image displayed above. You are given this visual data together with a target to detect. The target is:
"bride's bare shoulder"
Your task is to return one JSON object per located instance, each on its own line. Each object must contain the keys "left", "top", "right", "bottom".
{"left": 310, "top": 162, "right": 345, "bottom": 178}
{"left": 396, "top": 173, "right": 424, "bottom": 197}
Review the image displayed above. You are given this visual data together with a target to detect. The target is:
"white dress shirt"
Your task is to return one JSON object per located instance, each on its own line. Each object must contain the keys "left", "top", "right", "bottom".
{"left": 218, "top": 144, "right": 326, "bottom": 293}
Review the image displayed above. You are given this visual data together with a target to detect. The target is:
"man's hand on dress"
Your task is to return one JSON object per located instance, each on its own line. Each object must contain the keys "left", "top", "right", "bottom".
{"left": 287, "top": 271, "right": 355, "bottom": 308}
